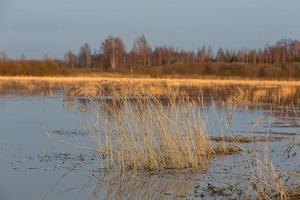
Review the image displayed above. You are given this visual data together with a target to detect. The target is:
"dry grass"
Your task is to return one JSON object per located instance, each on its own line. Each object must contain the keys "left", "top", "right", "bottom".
{"left": 224, "top": 86, "right": 298, "bottom": 105}
{"left": 1, "top": 76, "right": 300, "bottom": 106}
{"left": 251, "top": 149, "right": 300, "bottom": 200}
{"left": 3, "top": 76, "right": 300, "bottom": 86}
{"left": 85, "top": 90, "right": 241, "bottom": 171}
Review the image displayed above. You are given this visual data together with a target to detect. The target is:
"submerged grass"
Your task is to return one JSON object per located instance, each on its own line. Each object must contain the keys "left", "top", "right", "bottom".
{"left": 210, "top": 136, "right": 285, "bottom": 143}
{"left": 251, "top": 148, "right": 300, "bottom": 200}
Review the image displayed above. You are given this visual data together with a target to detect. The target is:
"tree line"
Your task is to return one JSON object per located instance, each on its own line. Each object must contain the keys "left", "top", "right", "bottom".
{"left": 1, "top": 35, "right": 300, "bottom": 78}
{"left": 63, "top": 35, "right": 300, "bottom": 72}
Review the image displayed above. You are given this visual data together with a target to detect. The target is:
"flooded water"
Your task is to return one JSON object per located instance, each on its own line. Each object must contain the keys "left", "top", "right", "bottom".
{"left": 0, "top": 92, "right": 299, "bottom": 200}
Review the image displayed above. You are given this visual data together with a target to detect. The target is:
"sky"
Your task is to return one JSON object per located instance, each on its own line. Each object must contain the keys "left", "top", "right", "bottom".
{"left": 0, "top": 0, "right": 300, "bottom": 59}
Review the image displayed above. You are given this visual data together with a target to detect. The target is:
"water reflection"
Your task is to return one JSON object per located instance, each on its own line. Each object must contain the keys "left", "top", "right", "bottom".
{"left": 61, "top": 93, "right": 300, "bottom": 120}
{"left": 87, "top": 170, "right": 204, "bottom": 200}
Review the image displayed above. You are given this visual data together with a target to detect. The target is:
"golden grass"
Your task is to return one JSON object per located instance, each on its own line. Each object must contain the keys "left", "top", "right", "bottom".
{"left": 224, "top": 85, "right": 299, "bottom": 105}
{"left": 85, "top": 90, "right": 241, "bottom": 171}
{"left": 1, "top": 76, "right": 300, "bottom": 106}
{"left": 3, "top": 76, "right": 300, "bottom": 87}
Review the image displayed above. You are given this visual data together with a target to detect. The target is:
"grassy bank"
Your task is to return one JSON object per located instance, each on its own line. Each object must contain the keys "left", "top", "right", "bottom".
{"left": 2, "top": 76, "right": 300, "bottom": 86}
{"left": 1, "top": 76, "right": 300, "bottom": 103}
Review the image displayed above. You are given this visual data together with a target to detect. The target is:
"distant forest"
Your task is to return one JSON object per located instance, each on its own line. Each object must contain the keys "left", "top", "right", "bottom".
{"left": 1, "top": 35, "right": 300, "bottom": 78}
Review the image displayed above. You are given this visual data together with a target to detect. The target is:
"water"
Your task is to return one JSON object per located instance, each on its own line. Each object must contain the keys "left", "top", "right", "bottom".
{"left": 0, "top": 94, "right": 299, "bottom": 200}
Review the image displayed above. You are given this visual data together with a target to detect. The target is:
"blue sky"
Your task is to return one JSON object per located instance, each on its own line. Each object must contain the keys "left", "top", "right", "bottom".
{"left": 0, "top": 0, "right": 300, "bottom": 58}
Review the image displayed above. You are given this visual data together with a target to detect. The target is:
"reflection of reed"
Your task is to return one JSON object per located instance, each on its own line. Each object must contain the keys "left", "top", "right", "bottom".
{"left": 90, "top": 170, "right": 200, "bottom": 200}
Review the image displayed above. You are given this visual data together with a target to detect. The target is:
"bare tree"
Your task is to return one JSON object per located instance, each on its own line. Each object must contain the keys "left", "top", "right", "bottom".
{"left": 132, "top": 34, "right": 151, "bottom": 67}
{"left": 78, "top": 43, "right": 92, "bottom": 68}
{"left": 64, "top": 51, "right": 77, "bottom": 70}
{"left": 0, "top": 51, "right": 7, "bottom": 61}
{"left": 216, "top": 48, "right": 226, "bottom": 62}
{"left": 101, "top": 36, "right": 125, "bottom": 71}
{"left": 20, "top": 53, "right": 26, "bottom": 60}
{"left": 206, "top": 46, "right": 214, "bottom": 62}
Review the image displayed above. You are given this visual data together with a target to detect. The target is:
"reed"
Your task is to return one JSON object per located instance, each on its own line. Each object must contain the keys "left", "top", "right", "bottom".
{"left": 251, "top": 148, "right": 300, "bottom": 200}
{"left": 1, "top": 77, "right": 299, "bottom": 105}
{"left": 225, "top": 86, "right": 299, "bottom": 105}
{"left": 85, "top": 89, "right": 240, "bottom": 171}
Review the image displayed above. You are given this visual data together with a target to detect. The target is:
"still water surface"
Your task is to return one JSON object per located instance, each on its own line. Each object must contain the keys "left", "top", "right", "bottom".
{"left": 0, "top": 94, "right": 299, "bottom": 200}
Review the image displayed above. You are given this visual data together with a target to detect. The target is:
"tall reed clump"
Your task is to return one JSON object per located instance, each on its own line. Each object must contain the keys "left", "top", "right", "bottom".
{"left": 86, "top": 89, "right": 219, "bottom": 171}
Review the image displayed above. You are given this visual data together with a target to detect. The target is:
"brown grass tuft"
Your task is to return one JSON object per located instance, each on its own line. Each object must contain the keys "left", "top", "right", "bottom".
{"left": 85, "top": 90, "right": 240, "bottom": 171}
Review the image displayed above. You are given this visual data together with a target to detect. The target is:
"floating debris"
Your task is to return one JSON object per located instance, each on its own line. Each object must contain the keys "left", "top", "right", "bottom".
{"left": 48, "top": 129, "right": 86, "bottom": 136}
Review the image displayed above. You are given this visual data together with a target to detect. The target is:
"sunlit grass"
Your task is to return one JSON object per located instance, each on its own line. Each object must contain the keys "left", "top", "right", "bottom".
{"left": 85, "top": 89, "right": 242, "bottom": 171}
{"left": 1, "top": 76, "right": 300, "bottom": 106}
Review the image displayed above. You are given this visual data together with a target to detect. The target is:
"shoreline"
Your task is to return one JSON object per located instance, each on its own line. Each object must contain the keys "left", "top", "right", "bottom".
{"left": 1, "top": 76, "right": 300, "bottom": 87}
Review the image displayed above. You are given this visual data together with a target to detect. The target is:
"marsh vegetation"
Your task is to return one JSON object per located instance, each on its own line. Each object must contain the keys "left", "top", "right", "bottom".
{"left": 0, "top": 79, "right": 299, "bottom": 199}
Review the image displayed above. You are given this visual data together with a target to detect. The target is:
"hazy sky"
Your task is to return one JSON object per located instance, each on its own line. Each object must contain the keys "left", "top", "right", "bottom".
{"left": 0, "top": 0, "right": 300, "bottom": 58}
